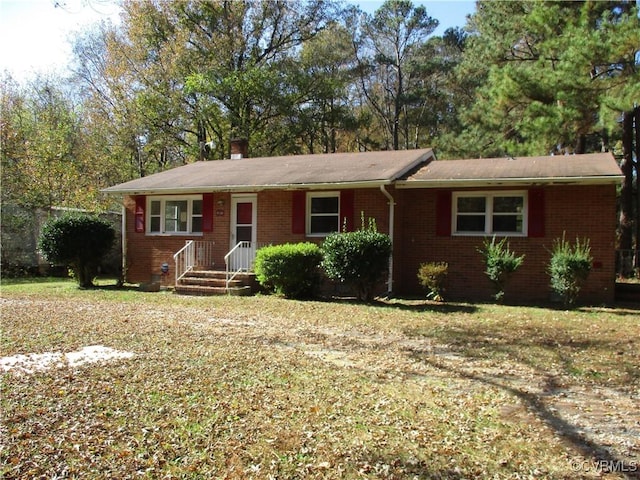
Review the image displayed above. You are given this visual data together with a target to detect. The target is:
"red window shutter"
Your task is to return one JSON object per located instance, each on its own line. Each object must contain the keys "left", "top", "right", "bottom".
{"left": 291, "top": 191, "right": 306, "bottom": 234}
{"left": 528, "top": 188, "right": 545, "bottom": 237}
{"left": 134, "top": 195, "right": 145, "bottom": 233}
{"left": 435, "top": 191, "right": 452, "bottom": 236}
{"left": 202, "top": 193, "right": 214, "bottom": 232}
{"left": 340, "top": 190, "right": 355, "bottom": 232}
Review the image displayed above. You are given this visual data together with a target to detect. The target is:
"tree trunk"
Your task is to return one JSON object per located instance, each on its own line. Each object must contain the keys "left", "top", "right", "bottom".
{"left": 618, "top": 110, "right": 634, "bottom": 251}
{"left": 393, "top": 56, "right": 402, "bottom": 151}
{"left": 634, "top": 106, "right": 640, "bottom": 268}
{"left": 75, "top": 262, "right": 94, "bottom": 289}
{"left": 197, "top": 118, "right": 207, "bottom": 161}
{"left": 574, "top": 134, "right": 586, "bottom": 154}
{"left": 392, "top": 109, "right": 400, "bottom": 151}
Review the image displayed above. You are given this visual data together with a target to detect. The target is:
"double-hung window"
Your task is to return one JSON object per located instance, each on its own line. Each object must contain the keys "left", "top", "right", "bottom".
{"left": 147, "top": 195, "right": 203, "bottom": 234}
{"left": 453, "top": 191, "right": 526, "bottom": 236}
{"left": 307, "top": 192, "right": 340, "bottom": 236}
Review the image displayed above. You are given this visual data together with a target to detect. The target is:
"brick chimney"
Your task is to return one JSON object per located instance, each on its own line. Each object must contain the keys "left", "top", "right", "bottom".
{"left": 230, "top": 138, "right": 248, "bottom": 159}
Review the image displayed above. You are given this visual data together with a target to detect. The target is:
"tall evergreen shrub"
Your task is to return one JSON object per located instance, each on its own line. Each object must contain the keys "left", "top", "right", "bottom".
{"left": 548, "top": 234, "right": 592, "bottom": 307}
{"left": 478, "top": 236, "right": 525, "bottom": 302}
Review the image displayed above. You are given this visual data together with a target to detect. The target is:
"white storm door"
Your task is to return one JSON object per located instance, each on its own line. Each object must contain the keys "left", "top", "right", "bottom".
{"left": 230, "top": 194, "right": 257, "bottom": 271}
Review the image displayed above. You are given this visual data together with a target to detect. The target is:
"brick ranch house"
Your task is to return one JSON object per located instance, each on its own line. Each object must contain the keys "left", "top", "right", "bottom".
{"left": 103, "top": 147, "right": 622, "bottom": 303}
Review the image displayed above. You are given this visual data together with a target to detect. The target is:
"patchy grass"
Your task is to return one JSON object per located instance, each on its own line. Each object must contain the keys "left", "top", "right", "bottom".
{"left": 1, "top": 280, "right": 639, "bottom": 479}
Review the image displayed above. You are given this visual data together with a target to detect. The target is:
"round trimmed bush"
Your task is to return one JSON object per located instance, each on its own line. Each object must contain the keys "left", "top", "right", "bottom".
{"left": 38, "top": 214, "right": 116, "bottom": 288}
{"left": 254, "top": 242, "right": 323, "bottom": 299}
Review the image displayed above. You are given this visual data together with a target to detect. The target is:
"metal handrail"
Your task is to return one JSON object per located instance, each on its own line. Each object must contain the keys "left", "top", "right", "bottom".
{"left": 173, "top": 240, "right": 195, "bottom": 283}
{"left": 225, "top": 241, "right": 251, "bottom": 289}
{"left": 174, "top": 240, "right": 216, "bottom": 283}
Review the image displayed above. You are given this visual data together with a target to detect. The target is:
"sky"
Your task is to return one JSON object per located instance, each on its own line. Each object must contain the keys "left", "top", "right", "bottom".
{"left": 0, "top": 0, "right": 476, "bottom": 82}
{"left": 0, "top": 0, "right": 121, "bottom": 80}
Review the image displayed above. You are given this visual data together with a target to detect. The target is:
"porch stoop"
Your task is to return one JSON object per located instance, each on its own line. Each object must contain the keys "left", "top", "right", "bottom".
{"left": 174, "top": 270, "right": 257, "bottom": 296}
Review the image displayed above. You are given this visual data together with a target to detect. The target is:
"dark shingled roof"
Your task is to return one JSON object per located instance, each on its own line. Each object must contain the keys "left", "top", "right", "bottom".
{"left": 397, "top": 152, "right": 622, "bottom": 187}
{"left": 103, "top": 149, "right": 435, "bottom": 194}
{"left": 103, "top": 150, "right": 622, "bottom": 195}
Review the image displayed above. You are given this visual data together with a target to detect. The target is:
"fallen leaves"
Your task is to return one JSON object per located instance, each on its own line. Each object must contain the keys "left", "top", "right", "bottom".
{"left": 1, "top": 288, "right": 638, "bottom": 479}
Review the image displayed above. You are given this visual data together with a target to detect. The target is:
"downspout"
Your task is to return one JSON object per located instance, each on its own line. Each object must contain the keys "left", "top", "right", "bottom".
{"left": 120, "top": 202, "right": 127, "bottom": 286}
{"left": 380, "top": 184, "right": 395, "bottom": 295}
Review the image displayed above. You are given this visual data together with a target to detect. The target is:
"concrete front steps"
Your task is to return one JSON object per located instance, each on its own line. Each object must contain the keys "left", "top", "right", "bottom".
{"left": 174, "top": 270, "right": 257, "bottom": 296}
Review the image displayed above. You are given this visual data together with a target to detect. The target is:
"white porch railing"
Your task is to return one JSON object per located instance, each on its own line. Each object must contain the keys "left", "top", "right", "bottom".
{"left": 173, "top": 240, "right": 216, "bottom": 283}
{"left": 224, "top": 241, "right": 262, "bottom": 288}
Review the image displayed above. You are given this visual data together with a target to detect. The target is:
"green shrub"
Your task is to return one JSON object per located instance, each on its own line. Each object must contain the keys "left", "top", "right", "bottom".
{"left": 548, "top": 234, "right": 592, "bottom": 307}
{"left": 254, "top": 242, "right": 323, "bottom": 299}
{"left": 417, "top": 262, "right": 448, "bottom": 302}
{"left": 478, "top": 236, "right": 525, "bottom": 302}
{"left": 38, "top": 214, "right": 116, "bottom": 288}
{"left": 321, "top": 217, "right": 392, "bottom": 301}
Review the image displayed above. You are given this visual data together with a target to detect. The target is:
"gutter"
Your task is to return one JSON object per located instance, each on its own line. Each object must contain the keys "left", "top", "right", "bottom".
{"left": 120, "top": 203, "right": 127, "bottom": 284}
{"left": 379, "top": 184, "right": 395, "bottom": 295}
{"left": 396, "top": 175, "right": 624, "bottom": 189}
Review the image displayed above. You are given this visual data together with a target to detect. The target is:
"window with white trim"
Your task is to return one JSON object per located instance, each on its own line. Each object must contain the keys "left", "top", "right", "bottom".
{"left": 147, "top": 196, "right": 203, "bottom": 234}
{"left": 453, "top": 191, "right": 527, "bottom": 236}
{"left": 307, "top": 192, "right": 340, "bottom": 236}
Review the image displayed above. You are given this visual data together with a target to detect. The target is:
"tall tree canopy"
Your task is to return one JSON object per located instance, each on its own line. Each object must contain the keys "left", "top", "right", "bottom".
{"left": 354, "top": 0, "right": 438, "bottom": 150}
{"left": 448, "top": 0, "right": 639, "bottom": 252}
{"left": 1, "top": 74, "right": 90, "bottom": 209}
{"left": 289, "top": 22, "right": 361, "bottom": 154}
{"left": 449, "top": 0, "right": 639, "bottom": 159}
{"left": 181, "top": 0, "right": 339, "bottom": 156}
{"left": 4, "top": 0, "right": 639, "bottom": 257}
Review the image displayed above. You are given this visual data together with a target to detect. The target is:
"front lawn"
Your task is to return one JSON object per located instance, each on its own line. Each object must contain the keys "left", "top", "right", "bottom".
{"left": 1, "top": 279, "right": 638, "bottom": 479}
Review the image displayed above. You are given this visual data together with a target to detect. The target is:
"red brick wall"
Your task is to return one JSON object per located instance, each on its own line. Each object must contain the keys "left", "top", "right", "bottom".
{"left": 395, "top": 185, "right": 617, "bottom": 304}
{"left": 123, "top": 188, "right": 392, "bottom": 286}
{"left": 123, "top": 195, "right": 223, "bottom": 286}
{"left": 256, "top": 190, "right": 301, "bottom": 246}
{"left": 123, "top": 184, "right": 617, "bottom": 304}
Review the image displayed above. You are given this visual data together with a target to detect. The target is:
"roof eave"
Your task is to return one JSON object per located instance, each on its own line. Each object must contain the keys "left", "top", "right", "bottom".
{"left": 396, "top": 175, "right": 624, "bottom": 189}
{"left": 102, "top": 179, "right": 394, "bottom": 196}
